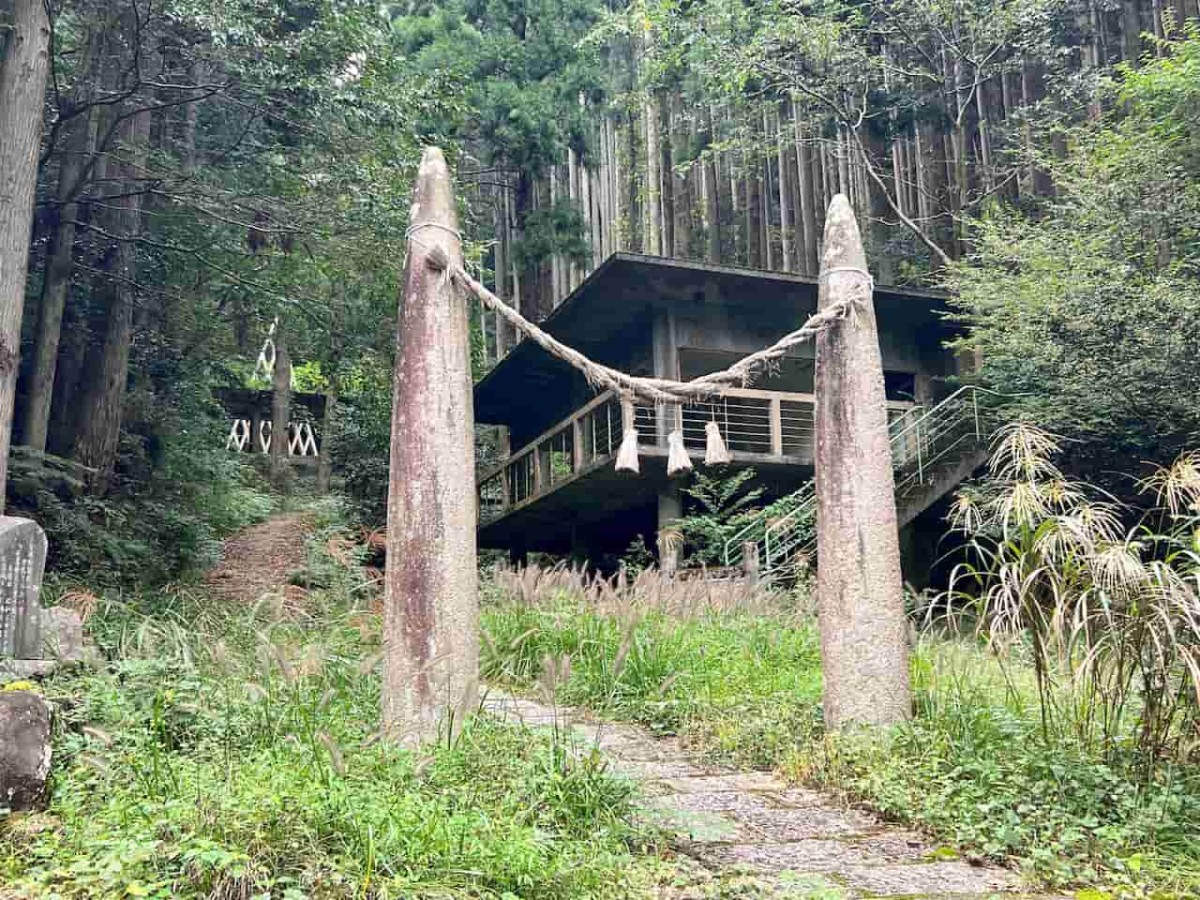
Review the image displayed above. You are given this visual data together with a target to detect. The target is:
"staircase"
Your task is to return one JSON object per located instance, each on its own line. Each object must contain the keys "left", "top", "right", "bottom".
{"left": 722, "top": 386, "right": 991, "bottom": 582}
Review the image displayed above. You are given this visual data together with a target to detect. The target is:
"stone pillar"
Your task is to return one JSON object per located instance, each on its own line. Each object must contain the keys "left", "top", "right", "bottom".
{"left": 382, "top": 148, "right": 479, "bottom": 744}
{"left": 813, "top": 195, "right": 910, "bottom": 729}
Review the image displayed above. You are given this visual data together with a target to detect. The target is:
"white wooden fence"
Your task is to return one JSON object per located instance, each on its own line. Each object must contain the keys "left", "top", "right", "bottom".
{"left": 225, "top": 419, "right": 319, "bottom": 458}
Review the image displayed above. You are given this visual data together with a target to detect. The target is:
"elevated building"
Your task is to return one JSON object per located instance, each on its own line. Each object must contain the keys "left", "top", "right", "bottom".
{"left": 474, "top": 253, "right": 983, "bottom": 575}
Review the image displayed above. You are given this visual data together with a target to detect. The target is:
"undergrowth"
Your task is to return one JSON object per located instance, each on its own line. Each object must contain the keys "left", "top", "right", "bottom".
{"left": 482, "top": 598, "right": 823, "bottom": 767}
{"left": 1, "top": 516, "right": 650, "bottom": 899}
{"left": 482, "top": 587, "right": 1200, "bottom": 897}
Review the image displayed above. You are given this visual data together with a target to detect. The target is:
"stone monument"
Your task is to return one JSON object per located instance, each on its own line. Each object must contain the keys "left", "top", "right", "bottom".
{"left": 0, "top": 517, "right": 48, "bottom": 660}
{"left": 0, "top": 516, "right": 77, "bottom": 678}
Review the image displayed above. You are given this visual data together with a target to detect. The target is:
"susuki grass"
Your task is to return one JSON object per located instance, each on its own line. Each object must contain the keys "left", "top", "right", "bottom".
{"left": 482, "top": 569, "right": 821, "bottom": 765}
{"left": 936, "top": 424, "right": 1200, "bottom": 766}
{"left": 482, "top": 561, "right": 1200, "bottom": 895}
{"left": 1, "top": 519, "right": 651, "bottom": 900}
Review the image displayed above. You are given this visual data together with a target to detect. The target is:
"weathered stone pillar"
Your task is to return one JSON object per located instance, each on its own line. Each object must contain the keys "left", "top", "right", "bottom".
{"left": 813, "top": 195, "right": 910, "bottom": 729}
{"left": 382, "top": 148, "right": 479, "bottom": 743}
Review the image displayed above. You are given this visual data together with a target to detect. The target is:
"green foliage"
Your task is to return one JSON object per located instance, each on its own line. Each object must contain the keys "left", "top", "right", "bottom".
{"left": 620, "top": 534, "right": 656, "bottom": 575}
{"left": 674, "top": 467, "right": 764, "bottom": 564}
{"left": 9, "top": 410, "right": 274, "bottom": 586}
{"left": 2, "top": 536, "right": 648, "bottom": 899}
{"left": 289, "top": 360, "right": 328, "bottom": 393}
{"left": 483, "top": 583, "right": 1200, "bottom": 893}
{"left": 513, "top": 199, "right": 593, "bottom": 269}
{"left": 333, "top": 357, "right": 396, "bottom": 526}
{"left": 948, "top": 31, "right": 1200, "bottom": 482}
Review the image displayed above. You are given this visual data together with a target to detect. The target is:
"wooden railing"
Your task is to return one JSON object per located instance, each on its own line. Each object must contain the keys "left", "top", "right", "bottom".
{"left": 225, "top": 419, "right": 320, "bottom": 458}
{"left": 478, "top": 388, "right": 915, "bottom": 524}
{"left": 478, "top": 391, "right": 626, "bottom": 523}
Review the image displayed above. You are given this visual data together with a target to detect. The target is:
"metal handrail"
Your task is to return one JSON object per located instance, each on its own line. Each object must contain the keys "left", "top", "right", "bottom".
{"left": 723, "top": 385, "right": 992, "bottom": 575}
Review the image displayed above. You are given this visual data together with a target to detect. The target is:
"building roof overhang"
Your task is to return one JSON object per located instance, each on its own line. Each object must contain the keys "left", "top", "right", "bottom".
{"left": 474, "top": 253, "right": 954, "bottom": 425}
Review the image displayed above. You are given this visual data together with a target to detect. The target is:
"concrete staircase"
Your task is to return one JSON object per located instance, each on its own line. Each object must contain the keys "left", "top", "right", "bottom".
{"left": 723, "top": 386, "right": 992, "bottom": 582}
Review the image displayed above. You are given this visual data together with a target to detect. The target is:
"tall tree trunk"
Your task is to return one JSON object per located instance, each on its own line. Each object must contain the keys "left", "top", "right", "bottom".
{"left": 745, "top": 169, "right": 761, "bottom": 268}
{"left": 976, "top": 77, "right": 994, "bottom": 193}
{"left": 0, "top": 0, "right": 50, "bottom": 503}
{"left": 775, "top": 109, "right": 793, "bottom": 272}
{"left": 623, "top": 113, "right": 639, "bottom": 251}
{"left": 661, "top": 95, "right": 676, "bottom": 258}
{"left": 48, "top": 83, "right": 119, "bottom": 459}
{"left": 24, "top": 107, "right": 96, "bottom": 453}
{"left": 315, "top": 373, "right": 338, "bottom": 494}
{"left": 73, "top": 103, "right": 151, "bottom": 493}
{"left": 728, "top": 114, "right": 742, "bottom": 261}
{"left": 181, "top": 61, "right": 202, "bottom": 172}
{"left": 701, "top": 108, "right": 721, "bottom": 263}
{"left": 643, "top": 92, "right": 663, "bottom": 255}
{"left": 762, "top": 157, "right": 774, "bottom": 271}
{"left": 514, "top": 172, "right": 540, "bottom": 320}
{"left": 836, "top": 127, "right": 851, "bottom": 195}
{"left": 549, "top": 166, "right": 563, "bottom": 305}
{"left": 1119, "top": 0, "right": 1143, "bottom": 62}
{"left": 1021, "top": 61, "right": 1054, "bottom": 195}
{"left": 269, "top": 323, "right": 291, "bottom": 489}
{"left": 567, "top": 145, "right": 581, "bottom": 289}
{"left": 315, "top": 296, "right": 342, "bottom": 494}
{"left": 793, "top": 104, "right": 818, "bottom": 275}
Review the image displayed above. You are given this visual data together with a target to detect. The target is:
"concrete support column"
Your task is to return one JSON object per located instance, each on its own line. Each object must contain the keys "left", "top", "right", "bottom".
{"left": 651, "top": 308, "right": 679, "bottom": 448}
{"left": 914, "top": 371, "right": 934, "bottom": 406}
{"left": 657, "top": 485, "right": 682, "bottom": 576}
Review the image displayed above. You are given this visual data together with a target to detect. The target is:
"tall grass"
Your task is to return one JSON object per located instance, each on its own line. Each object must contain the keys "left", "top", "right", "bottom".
{"left": 935, "top": 424, "right": 1200, "bottom": 767}
{"left": 2, "top": 523, "right": 649, "bottom": 900}
{"left": 482, "top": 566, "right": 819, "bottom": 763}
{"left": 484, "top": 561, "right": 1200, "bottom": 892}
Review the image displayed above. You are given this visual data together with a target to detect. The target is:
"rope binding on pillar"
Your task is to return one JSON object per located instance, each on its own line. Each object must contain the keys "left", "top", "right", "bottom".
{"left": 417, "top": 239, "right": 873, "bottom": 478}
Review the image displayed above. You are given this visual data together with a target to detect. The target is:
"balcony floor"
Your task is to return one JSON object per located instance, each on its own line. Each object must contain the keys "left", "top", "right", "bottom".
{"left": 477, "top": 448, "right": 815, "bottom": 557}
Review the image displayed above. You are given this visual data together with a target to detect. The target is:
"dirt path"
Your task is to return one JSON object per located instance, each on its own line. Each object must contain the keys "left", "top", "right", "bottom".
{"left": 485, "top": 694, "right": 1060, "bottom": 899}
{"left": 203, "top": 512, "right": 314, "bottom": 604}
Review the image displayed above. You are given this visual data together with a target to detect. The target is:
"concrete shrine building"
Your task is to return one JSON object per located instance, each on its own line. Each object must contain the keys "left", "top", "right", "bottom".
{"left": 472, "top": 253, "right": 984, "bottom": 576}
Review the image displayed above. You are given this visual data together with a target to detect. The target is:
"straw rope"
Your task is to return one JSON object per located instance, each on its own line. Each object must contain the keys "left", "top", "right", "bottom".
{"left": 419, "top": 242, "right": 870, "bottom": 405}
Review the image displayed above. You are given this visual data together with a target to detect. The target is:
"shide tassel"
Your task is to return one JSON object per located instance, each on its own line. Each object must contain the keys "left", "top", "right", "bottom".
{"left": 667, "top": 428, "right": 693, "bottom": 478}
{"left": 614, "top": 394, "right": 640, "bottom": 474}
{"left": 704, "top": 420, "right": 731, "bottom": 466}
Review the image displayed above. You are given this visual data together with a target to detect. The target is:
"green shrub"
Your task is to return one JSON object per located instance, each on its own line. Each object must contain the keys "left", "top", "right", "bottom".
{"left": 8, "top": 405, "right": 274, "bottom": 587}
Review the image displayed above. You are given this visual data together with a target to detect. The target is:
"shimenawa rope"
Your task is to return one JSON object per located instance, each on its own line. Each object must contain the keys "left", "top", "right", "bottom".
{"left": 415, "top": 240, "right": 872, "bottom": 406}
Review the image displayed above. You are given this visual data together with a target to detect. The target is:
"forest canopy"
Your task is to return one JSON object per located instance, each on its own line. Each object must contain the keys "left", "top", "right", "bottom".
{"left": 0, "top": 0, "right": 1198, "bottom": 571}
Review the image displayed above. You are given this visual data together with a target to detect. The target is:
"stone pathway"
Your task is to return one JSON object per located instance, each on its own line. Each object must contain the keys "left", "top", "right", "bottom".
{"left": 484, "top": 693, "right": 1060, "bottom": 900}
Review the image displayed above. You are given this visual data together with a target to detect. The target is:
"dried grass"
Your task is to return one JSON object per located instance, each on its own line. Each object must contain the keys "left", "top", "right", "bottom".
{"left": 489, "top": 562, "right": 784, "bottom": 619}
{"left": 58, "top": 589, "right": 99, "bottom": 623}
